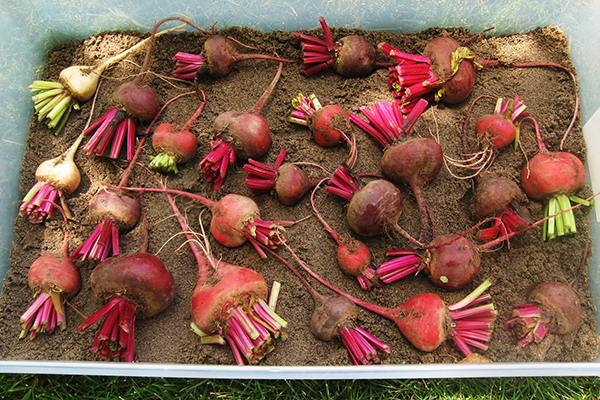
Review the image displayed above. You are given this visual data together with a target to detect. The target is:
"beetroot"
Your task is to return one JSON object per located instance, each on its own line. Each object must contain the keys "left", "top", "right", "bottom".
{"left": 172, "top": 34, "right": 295, "bottom": 80}
{"left": 446, "top": 95, "right": 529, "bottom": 179}
{"left": 472, "top": 175, "right": 530, "bottom": 241}
{"left": 243, "top": 149, "right": 324, "bottom": 206}
{"left": 350, "top": 99, "right": 437, "bottom": 242}
{"left": 520, "top": 116, "right": 588, "bottom": 240}
{"left": 506, "top": 282, "right": 582, "bottom": 347}
{"left": 165, "top": 192, "right": 287, "bottom": 365}
{"left": 312, "top": 178, "right": 376, "bottom": 290}
{"left": 379, "top": 38, "right": 478, "bottom": 111}
{"left": 113, "top": 183, "right": 293, "bottom": 258}
{"left": 267, "top": 247, "right": 389, "bottom": 364}
{"left": 71, "top": 136, "right": 145, "bottom": 262}
{"left": 288, "top": 93, "right": 358, "bottom": 168}
{"left": 77, "top": 195, "right": 175, "bottom": 362}
{"left": 378, "top": 234, "right": 481, "bottom": 291}
{"left": 19, "top": 230, "right": 80, "bottom": 339}
{"left": 199, "top": 61, "right": 283, "bottom": 190}
{"left": 326, "top": 165, "right": 413, "bottom": 242}
{"left": 148, "top": 90, "right": 206, "bottom": 174}
{"left": 283, "top": 245, "right": 497, "bottom": 357}
{"left": 294, "top": 17, "right": 392, "bottom": 77}
{"left": 20, "top": 131, "right": 83, "bottom": 223}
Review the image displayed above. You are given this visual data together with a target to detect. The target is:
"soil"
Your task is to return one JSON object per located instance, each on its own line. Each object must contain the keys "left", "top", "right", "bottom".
{"left": 1, "top": 24, "right": 599, "bottom": 366}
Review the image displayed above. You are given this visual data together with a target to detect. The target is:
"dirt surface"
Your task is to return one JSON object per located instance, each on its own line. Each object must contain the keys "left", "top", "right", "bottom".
{"left": 1, "top": 24, "right": 599, "bottom": 366}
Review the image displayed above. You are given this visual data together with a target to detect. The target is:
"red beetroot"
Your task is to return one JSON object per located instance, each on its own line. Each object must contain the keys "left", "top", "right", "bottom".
{"left": 172, "top": 34, "right": 295, "bottom": 80}
{"left": 520, "top": 116, "right": 588, "bottom": 240}
{"left": 379, "top": 38, "right": 478, "bottom": 111}
{"left": 165, "top": 191, "right": 287, "bottom": 365}
{"left": 474, "top": 96, "right": 528, "bottom": 150}
{"left": 149, "top": 90, "right": 206, "bottom": 174}
{"left": 378, "top": 234, "right": 481, "bottom": 291}
{"left": 447, "top": 95, "right": 528, "bottom": 179}
{"left": 288, "top": 93, "right": 358, "bottom": 168}
{"left": 326, "top": 165, "right": 407, "bottom": 240}
{"left": 112, "top": 183, "right": 293, "bottom": 258}
{"left": 350, "top": 99, "right": 437, "bottom": 242}
{"left": 311, "top": 178, "right": 376, "bottom": 290}
{"left": 243, "top": 149, "right": 325, "bottom": 206}
{"left": 283, "top": 243, "right": 497, "bottom": 356}
{"left": 199, "top": 60, "right": 283, "bottom": 190}
{"left": 77, "top": 196, "right": 175, "bottom": 362}
{"left": 294, "top": 17, "right": 392, "bottom": 77}
{"left": 472, "top": 175, "right": 530, "bottom": 241}
{"left": 506, "top": 281, "right": 581, "bottom": 347}
{"left": 83, "top": 17, "right": 199, "bottom": 160}
{"left": 19, "top": 230, "right": 80, "bottom": 339}
{"left": 70, "top": 136, "right": 146, "bottom": 262}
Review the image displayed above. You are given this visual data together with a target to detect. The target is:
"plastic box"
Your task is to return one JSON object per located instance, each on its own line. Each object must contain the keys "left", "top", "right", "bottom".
{"left": 1, "top": 0, "right": 600, "bottom": 378}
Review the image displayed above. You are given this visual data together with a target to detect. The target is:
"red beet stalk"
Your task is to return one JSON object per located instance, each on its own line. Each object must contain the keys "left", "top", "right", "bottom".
{"left": 19, "top": 230, "right": 80, "bottom": 339}
{"left": 165, "top": 190, "right": 287, "bottom": 365}
{"left": 294, "top": 17, "right": 392, "bottom": 77}
{"left": 199, "top": 60, "right": 283, "bottom": 190}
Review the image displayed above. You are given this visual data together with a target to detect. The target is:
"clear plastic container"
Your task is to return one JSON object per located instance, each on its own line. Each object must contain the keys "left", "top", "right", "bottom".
{"left": 1, "top": 0, "right": 599, "bottom": 378}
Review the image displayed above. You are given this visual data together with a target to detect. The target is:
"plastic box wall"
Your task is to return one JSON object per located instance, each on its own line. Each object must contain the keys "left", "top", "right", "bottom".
{"left": 1, "top": 0, "right": 600, "bottom": 378}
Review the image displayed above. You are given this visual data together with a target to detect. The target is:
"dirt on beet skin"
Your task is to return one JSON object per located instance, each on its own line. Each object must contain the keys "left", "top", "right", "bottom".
{"left": 0, "top": 24, "right": 598, "bottom": 366}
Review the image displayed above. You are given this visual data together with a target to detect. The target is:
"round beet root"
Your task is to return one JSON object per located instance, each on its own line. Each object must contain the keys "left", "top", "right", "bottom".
{"left": 472, "top": 176, "right": 522, "bottom": 220}
{"left": 89, "top": 189, "right": 141, "bottom": 232}
{"left": 274, "top": 163, "right": 313, "bottom": 206}
{"left": 333, "top": 36, "right": 377, "bottom": 77}
{"left": 475, "top": 114, "right": 517, "bottom": 150}
{"left": 522, "top": 151, "right": 585, "bottom": 202}
{"left": 507, "top": 281, "right": 581, "bottom": 346}
{"left": 311, "top": 295, "right": 358, "bottom": 341}
{"left": 423, "top": 37, "right": 476, "bottom": 104}
{"left": 308, "top": 104, "right": 352, "bottom": 147}
{"left": 425, "top": 234, "right": 481, "bottom": 290}
{"left": 528, "top": 282, "right": 581, "bottom": 335}
{"left": 347, "top": 179, "right": 403, "bottom": 237}
{"left": 91, "top": 252, "right": 175, "bottom": 319}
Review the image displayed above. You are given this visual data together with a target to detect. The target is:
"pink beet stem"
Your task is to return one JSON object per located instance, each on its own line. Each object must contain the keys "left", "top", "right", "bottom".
{"left": 319, "top": 17, "right": 335, "bottom": 52}
{"left": 311, "top": 178, "right": 342, "bottom": 244}
{"left": 163, "top": 190, "right": 214, "bottom": 285}
{"left": 248, "top": 60, "right": 283, "bottom": 115}
{"left": 181, "top": 89, "right": 207, "bottom": 132}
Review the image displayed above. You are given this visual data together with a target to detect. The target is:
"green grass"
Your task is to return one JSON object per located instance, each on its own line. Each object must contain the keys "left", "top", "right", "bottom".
{"left": 1, "top": 375, "right": 600, "bottom": 400}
